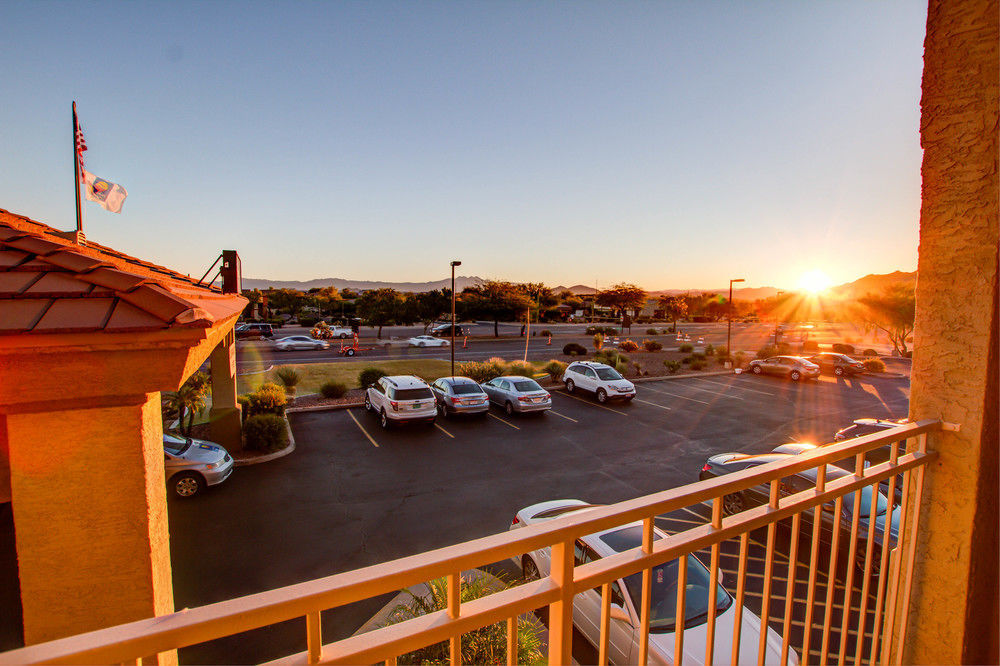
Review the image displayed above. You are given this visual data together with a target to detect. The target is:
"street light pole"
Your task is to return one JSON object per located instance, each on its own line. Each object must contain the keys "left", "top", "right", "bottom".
{"left": 728, "top": 278, "right": 745, "bottom": 365}
{"left": 450, "top": 261, "right": 461, "bottom": 377}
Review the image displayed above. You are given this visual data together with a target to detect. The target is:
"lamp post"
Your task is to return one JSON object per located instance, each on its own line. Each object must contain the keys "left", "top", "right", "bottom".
{"left": 727, "top": 278, "right": 745, "bottom": 366}
{"left": 450, "top": 261, "right": 461, "bottom": 377}
{"left": 773, "top": 290, "right": 785, "bottom": 347}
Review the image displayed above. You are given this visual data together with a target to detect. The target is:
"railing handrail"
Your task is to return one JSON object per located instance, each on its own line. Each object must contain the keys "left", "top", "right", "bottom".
{"left": 0, "top": 420, "right": 941, "bottom": 665}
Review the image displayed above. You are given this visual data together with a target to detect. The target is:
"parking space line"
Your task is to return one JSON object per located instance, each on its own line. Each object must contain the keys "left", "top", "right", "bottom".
{"left": 634, "top": 398, "right": 671, "bottom": 410}
{"left": 702, "top": 377, "right": 778, "bottom": 396}
{"left": 676, "top": 381, "right": 746, "bottom": 400}
{"left": 346, "top": 409, "right": 380, "bottom": 448}
{"left": 488, "top": 413, "right": 520, "bottom": 430}
{"left": 549, "top": 410, "right": 579, "bottom": 423}
{"left": 553, "top": 391, "right": 628, "bottom": 415}
{"left": 434, "top": 423, "right": 455, "bottom": 439}
{"left": 640, "top": 385, "right": 710, "bottom": 405}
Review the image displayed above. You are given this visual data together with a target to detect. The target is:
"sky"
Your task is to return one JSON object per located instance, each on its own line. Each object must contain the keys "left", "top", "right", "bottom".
{"left": 1, "top": 1, "right": 927, "bottom": 291}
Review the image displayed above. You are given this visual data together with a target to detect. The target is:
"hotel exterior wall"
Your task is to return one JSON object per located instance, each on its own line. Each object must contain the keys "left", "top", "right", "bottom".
{"left": 905, "top": 0, "right": 999, "bottom": 662}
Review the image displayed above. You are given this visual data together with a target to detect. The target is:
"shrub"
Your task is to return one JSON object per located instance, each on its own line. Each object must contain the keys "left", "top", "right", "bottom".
{"left": 539, "top": 329, "right": 552, "bottom": 337}
{"left": 593, "top": 333, "right": 604, "bottom": 351}
{"left": 358, "top": 367, "right": 387, "bottom": 389}
{"left": 237, "top": 395, "right": 250, "bottom": 423}
{"left": 715, "top": 345, "right": 729, "bottom": 359}
{"left": 456, "top": 358, "right": 506, "bottom": 383}
{"left": 646, "top": 328, "right": 659, "bottom": 336}
{"left": 862, "top": 348, "right": 878, "bottom": 356}
{"left": 245, "top": 383, "right": 287, "bottom": 417}
{"left": 275, "top": 366, "right": 301, "bottom": 391}
{"left": 691, "top": 352, "right": 706, "bottom": 361}
{"left": 863, "top": 358, "right": 886, "bottom": 373}
{"left": 704, "top": 344, "right": 715, "bottom": 356}
{"left": 832, "top": 343, "right": 855, "bottom": 354}
{"left": 690, "top": 360, "right": 707, "bottom": 371}
{"left": 320, "top": 381, "right": 348, "bottom": 399}
{"left": 586, "top": 326, "right": 617, "bottom": 335}
{"left": 642, "top": 339, "right": 663, "bottom": 352}
{"left": 244, "top": 413, "right": 289, "bottom": 452}
{"left": 732, "top": 351, "right": 748, "bottom": 368}
{"left": 679, "top": 343, "right": 694, "bottom": 353}
{"left": 505, "top": 360, "right": 536, "bottom": 378}
{"left": 543, "top": 360, "right": 567, "bottom": 380}
{"left": 663, "top": 360, "right": 681, "bottom": 374}
{"left": 562, "top": 342, "right": 587, "bottom": 356}
{"left": 681, "top": 356, "right": 692, "bottom": 365}
{"left": 297, "top": 316, "right": 319, "bottom": 327}
{"left": 775, "top": 342, "right": 792, "bottom": 355}
{"left": 632, "top": 362, "right": 643, "bottom": 377}
{"left": 756, "top": 345, "right": 777, "bottom": 359}
{"left": 801, "top": 340, "right": 819, "bottom": 352}
{"left": 619, "top": 339, "right": 640, "bottom": 352}
{"left": 593, "top": 349, "right": 629, "bottom": 366}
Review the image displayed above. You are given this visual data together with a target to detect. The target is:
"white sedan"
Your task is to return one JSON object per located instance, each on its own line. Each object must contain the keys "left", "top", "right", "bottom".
{"left": 273, "top": 335, "right": 329, "bottom": 351}
{"left": 408, "top": 335, "right": 450, "bottom": 348}
{"left": 510, "top": 500, "right": 796, "bottom": 665}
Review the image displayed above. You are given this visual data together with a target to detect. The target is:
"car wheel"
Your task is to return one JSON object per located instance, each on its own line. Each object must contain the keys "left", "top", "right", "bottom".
{"left": 505, "top": 401, "right": 514, "bottom": 416}
{"left": 835, "top": 366, "right": 844, "bottom": 376}
{"left": 855, "top": 545, "right": 883, "bottom": 578}
{"left": 340, "top": 333, "right": 349, "bottom": 339}
{"left": 790, "top": 370, "right": 801, "bottom": 381}
{"left": 722, "top": 492, "right": 746, "bottom": 515}
{"left": 345, "top": 348, "right": 355, "bottom": 356}
{"left": 752, "top": 365, "right": 762, "bottom": 375}
{"left": 418, "top": 341, "right": 426, "bottom": 347}
{"left": 438, "top": 402, "right": 447, "bottom": 417}
{"left": 565, "top": 379, "right": 575, "bottom": 393}
{"left": 364, "top": 394, "right": 372, "bottom": 411}
{"left": 597, "top": 388, "right": 608, "bottom": 403}
{"left": 380, "top": 410, "right": 390, "bottom": 429}
{"left": 171, "top": 472, "right": 204, "bottom": 499}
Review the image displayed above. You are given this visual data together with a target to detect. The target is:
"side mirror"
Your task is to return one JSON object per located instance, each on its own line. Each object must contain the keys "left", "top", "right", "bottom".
{"left": 717, "top": 569, "right": 725, "bottom": 585}
{"left": 609, "top": 604, "right": 633, "bottom": 625}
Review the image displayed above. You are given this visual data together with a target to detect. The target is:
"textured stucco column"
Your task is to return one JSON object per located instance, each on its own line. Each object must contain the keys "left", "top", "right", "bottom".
{"left": 6, "top": 393, "right": 176, "bottom": 665}
{"left": 903, "top": 0, "right": 999, "bottom": 663}
{"left": 209, "top": 330, "right": 242, "bottom": 452}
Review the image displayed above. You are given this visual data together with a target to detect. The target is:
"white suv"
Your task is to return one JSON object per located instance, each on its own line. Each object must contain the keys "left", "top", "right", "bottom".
{"left": 561, "top": 361, "right": 636, "bottom": 403}
{"left": 364, "top": 375, "right": 437, "bottom": 429}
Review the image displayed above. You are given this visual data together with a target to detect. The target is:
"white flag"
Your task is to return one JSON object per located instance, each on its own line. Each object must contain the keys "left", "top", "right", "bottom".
{"left": 82, "top": 169, "right": 128, "bottom": 213}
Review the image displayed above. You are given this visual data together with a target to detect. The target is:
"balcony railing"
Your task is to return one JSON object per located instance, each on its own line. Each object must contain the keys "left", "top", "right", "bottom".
{"left": 0, "top": 420, "right": 942, "bottom": 665}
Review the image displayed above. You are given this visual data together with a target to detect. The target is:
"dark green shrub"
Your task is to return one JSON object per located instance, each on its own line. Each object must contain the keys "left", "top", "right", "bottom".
{"left": 832, "top": 343, "right": 855, "bottom": 354}
{"left": 543, "top": 360, "right": 567, "bottom": 379}
{"left": 863, "top": 358, "right": 886, "bottom": 373}
{"left": 562, "top": 342, "right": 587, "bottom": 356}
{"left": 646, "top": 328, "right": 659, "bottom": 336}
{"left": 320, "top": 381, "right": 348, "bottom": 399}
{"left": 690, "top": 360, "right": 707, "bottom": 371}
{"left": 756, "top": 345, "right": 777, "bottom": 359}
{"left": 245, "top": 383, "right": 287, "bottom": 417}
{"left": 679, "top": 343, "right": 694, "bottom": 353}
{"left": 801, "top": 340, "right": 819, "bottom": 352}
{"left": 681, "top": 356, "right": 692, "bottom": 365}
{"left": 663, "top": 360, "right": 681, "bottom": 374}
{"left": 619, "top": 339, "right": 639, "bottom": 352}
{"left": 244, "top": 413, "right": 289, "bottom": 452}
{"left": 642, "top": 339, "right": 663, "bottom": 352}
{"left": 704, "top": 344, "right": 715, "bottom": 356}
{"left": 862, "top": 348, "right": 878, "bottom": 356}
{"left": 358, "top": 367, "right": 387, "bottom": 388}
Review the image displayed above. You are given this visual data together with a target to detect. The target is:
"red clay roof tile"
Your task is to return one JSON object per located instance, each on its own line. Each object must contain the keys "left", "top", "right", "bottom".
{"left": 104, "top": 299, "right": 170, "bottom": 331}
{"left": 0, "top": 300, "right": 49, "bottom": 332}
{"left": 0, "top": 272, "right": 40, "bottom": 294}
{"left": 43, "top": 250, "right": 109, "bottom": 273}
{"left": 84, "top": 267, "right": 148, "bottom": 292}
{"left": 22, "top": 272, "right": 95, "bottom": 295}
{"left": 32, "top": 298, "right": 116, "bottom": 332}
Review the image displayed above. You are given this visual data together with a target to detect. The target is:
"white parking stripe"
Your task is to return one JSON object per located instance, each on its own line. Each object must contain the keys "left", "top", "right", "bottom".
{"left": 674, "top": 381, "right": 746, "bottom": 400}
{"left": 634, "top": 398, "right": 671, "bottom": 410}
{"left": 692, "top": 377, "right": 778, "bottom": 397}
{"left": 553, "top": 391, "right": 628, "bottom": 415}
{"left": 640, "top": 385, "right": 710, "bottom": 405}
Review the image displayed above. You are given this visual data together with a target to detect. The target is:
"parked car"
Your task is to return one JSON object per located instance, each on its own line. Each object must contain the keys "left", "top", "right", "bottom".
{"left": 480, "top": 375, "right": 551, "bottom": 415}
{"left": 806, "top": 352, "right": 865, "bottom": 376}
{"left": 163, "top": 433, "right": 234, "bottom": 498}
{"left": 561, "top": 361, "right": 635, "bottom": 403}
{"left": 235, "top": 322, "right": 274, "bottom": 339}
{"left": 408, "top": 335, "right": 450, "bottom": 348}
{"left": 429, "top": 376, "right": 490, "bottom": 417}
{"left": 699, "top": 452, "right": 899, "bottom": 575}
{"left": 771, "top": 442, "right": 904, "bottom": 504}
{"left": 273, "top": 335, "right": 329, "bottom": 351}
{"left": 430, "top": 323, "right": 468, "bottom": 337}
{"left": 510, "top": 499, "right": 795, "bottom": 665}
{"left": 834, "top": 418, "right": 908, "bottom": 441}
{"left": 747, "top": 356, "right": 820, "bottom": 381}
{"left": 364, "top": 375, "right": 437, "bottom": 429}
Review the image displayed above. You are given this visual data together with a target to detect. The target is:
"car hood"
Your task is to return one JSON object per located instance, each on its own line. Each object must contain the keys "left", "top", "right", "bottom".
{"left": 175, "top": 438, "right": 228, "bottom": 463}
{"left": 648, "top": 603, "right": 795, "bottom": 666}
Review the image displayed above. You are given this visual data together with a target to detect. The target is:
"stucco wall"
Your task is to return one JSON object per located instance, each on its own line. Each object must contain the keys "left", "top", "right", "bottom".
{"left": 905, "top": 0, "right": 999, "bottom": 662}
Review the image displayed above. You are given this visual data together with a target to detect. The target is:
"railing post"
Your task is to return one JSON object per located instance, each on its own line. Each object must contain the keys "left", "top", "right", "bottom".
{"left": 548, "top": 540, "right": 574, "bottom": 666}
{"left": 448, "top": 573, "right": 461, "bottom": 666}
{"left": 306, "top": 611, "right": 322, "bottom": 664}
{"left": 638, "top": 518, "right": 655, "bottom": 665}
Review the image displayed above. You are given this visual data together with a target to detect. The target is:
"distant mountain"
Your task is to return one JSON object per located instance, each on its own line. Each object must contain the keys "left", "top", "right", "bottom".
{"left": 829, "top": 271, "right": 916, "bottom": 298}
{"left": 241, "top": 276, "right": 484, "bottom": 293}
{"left": 553, "top": 285, "right": 598, "bottom": 295}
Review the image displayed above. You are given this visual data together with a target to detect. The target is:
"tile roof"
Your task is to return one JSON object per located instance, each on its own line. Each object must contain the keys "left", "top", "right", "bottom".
{"left": 0, "top": 208, "right": 247, "bottom": 335}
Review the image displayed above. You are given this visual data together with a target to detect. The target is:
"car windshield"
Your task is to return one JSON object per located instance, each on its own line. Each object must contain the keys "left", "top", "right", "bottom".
{"left": 513, "top": 380, "right": 543, "bottom": 392}
{"left": 394, "top": 388, "right": 433, "bottom": 400}
{"left": 843, "top": 486, "right": 889, "bottom": 517}
{"left": 452, "top": 384, "right": 483, "bottom": 395}
{"left": 595, "top": 367, "right": 623, "bottom": 380}
{"left": 163, "top": 434, "right": 190, "bottom": 455}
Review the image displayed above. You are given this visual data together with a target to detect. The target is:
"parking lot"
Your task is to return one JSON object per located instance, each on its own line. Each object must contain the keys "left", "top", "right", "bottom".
{"left": 168, "top": 371, "right": 909, "bottom": 663}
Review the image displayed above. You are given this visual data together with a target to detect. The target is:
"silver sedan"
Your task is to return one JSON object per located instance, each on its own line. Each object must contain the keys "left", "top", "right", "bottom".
{"left": 480, "top": 375, "right": 551, "bottom": 415}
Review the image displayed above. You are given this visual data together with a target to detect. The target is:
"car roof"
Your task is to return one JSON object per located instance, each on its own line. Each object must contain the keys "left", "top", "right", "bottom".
{"left": 383, "top": 375, "right": 430, "bottom": 388}
{"left": 570, "top": 361, "right": 611, "bottom": 369}
{"left": 852, "top": 418, "right": 906, "bottom": 427}
{"left": 439, "top": 376, "right": 480, "bottom": 386}
{"left": 519, "top": 500, "right": 666, "bottom": 558}
{"left": 496, "top": 375, "right": 539, "bottom": 381}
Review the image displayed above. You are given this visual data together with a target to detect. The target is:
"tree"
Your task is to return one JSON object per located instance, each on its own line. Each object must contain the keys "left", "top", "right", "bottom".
{"left": 596, "top": 284, "right": 648, "bottom": 326}
{"left": 463, "top": 280, "right": 532, "bottom": 337}
{"left": 406, "top": 289, "right": 452, "bottom": 333}
{"left": 340, "top": 288, "right": 359, "bottom": 300}
{"left": 307, "top": 286, "right": 341, "bottom": 316}
{"left": 164, "top": 372, "right": 210, "bottom": 436}
{"left": 356, "top": 288, "right": 404, "bottom": 338}
{"left": 857, "top": 285, "right": 916, "bottom": 355}
{"left": 265, "top": 288, "right": 307, "bottom": 316}
{"left": 658, "top": 295, "right": 688, "bottom": 326}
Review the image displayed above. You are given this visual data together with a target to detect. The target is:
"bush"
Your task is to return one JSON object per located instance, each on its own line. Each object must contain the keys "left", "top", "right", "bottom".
{"left": 244, "top": 413, "right": 289, "bottom": 452}
{"left": 832, "top": 343, "right": 855, "bottom": 354}
{"left": 543, "top": 360, "right": 567, "bottom": 380}
{"left": 690, "top": 360, "right": 707, "bottom": 371}
{"left": 593, "top": 349, "right": 629, "bottom": 372}
{"left": 679, "top": 343, "right": 694, "bottom": 353}
{"left": 863, "top": 358, "right": 886, "bottom": 373}
{"left": 691, "top": 352, "right": 706, "bottom": 361}
{"left": 715, "top": 345, "right": 729, "bottom": 359}
{"left": 704, "top": 344, "right": 715, "bottom": 356}
{"left": 733, "top": 351, "right": 748, "bottom": 368}
{"left": 245, "top": 383, "right": 287, "bottom": 417}
{"left": 756, "top": 345, "right": 777, "bottom": 359}
{"left": 593, "top": 333, "right": 604, "bottom": 351}
{"left": 456, "top": 358, "right": 506, "bottom": 383}
{"left": 619, "top": 339, "right": 640, "bottom": 352}
{"left": 681, "top": 356, "right": 692, "bottom": 365}
{"left": 297, "top": 316, "right": 319, "bottom": 328}
{"left": 539, "top": 329, "right": 552, "bottom": 337}
{"left": 663, "top": 360, "right": 681, "bottom": 374}
{"left": 562, "top": 342, "right": 587, "bottom": 356}
{"left": 275, "top": 367, "right": 300, "bottom": 391}
{"left": 320, "top": 381, "right": 348, "bottom": 399}
{"left": 801, "top": 340, "right": 819, "bottom": 352}
{"left": 862, "top": 348, "right": 879, "bottom": 356}
{"left": 646, "top": 328, "right": 659, "bottom": 336}
{"left": 642, "top": 339, "right": 663, "bottom": 352}
{"left": 585, "top": 325, "right": 617, "bottom": 336}
{"left": 358, "top": 367, "right": 387, "bottom": 388}
{"left": 237, "top": 395, "right": 250, "bottom": 423}
{"left": 632, "top": 362, "right": 644, "bottom": 377}
{"left": 506, "top": 360, "right": 536, "bottom": 378}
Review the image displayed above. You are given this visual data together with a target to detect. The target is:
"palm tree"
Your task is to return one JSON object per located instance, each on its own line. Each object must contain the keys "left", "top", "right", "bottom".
{"left": 165, "top": 372, "right": 210, "bottom": 436}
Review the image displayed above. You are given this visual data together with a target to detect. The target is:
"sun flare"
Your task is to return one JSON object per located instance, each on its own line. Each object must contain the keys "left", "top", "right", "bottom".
{"left": 798, "top": 269, "right": 833, "bottom": 294}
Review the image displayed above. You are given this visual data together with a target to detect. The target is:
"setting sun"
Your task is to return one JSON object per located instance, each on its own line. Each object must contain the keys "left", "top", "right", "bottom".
{"left": 798, "top": 269, "right": 833, "bottom": 294}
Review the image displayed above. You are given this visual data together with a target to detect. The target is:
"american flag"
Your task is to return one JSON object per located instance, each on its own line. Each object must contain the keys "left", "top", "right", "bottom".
{"left": 74, "top": 117, "right": 87, "bottom": 177}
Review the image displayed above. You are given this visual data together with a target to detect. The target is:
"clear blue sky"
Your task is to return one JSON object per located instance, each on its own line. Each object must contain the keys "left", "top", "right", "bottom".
{"left": 1, "top": 1, "right": 926, "bottom": 291}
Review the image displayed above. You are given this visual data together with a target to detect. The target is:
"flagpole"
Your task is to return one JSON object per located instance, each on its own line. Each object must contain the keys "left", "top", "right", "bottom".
{"left": 72, "top": 101, "right": 83, "bottom": 234}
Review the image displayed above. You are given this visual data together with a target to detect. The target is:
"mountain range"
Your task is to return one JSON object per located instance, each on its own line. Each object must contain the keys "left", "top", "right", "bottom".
{"left": 241, "top": 271, "right": 915, "bottom": 300}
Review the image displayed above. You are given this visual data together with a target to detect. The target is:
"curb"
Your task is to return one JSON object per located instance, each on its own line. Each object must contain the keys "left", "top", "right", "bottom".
{"left": 232, "top": 418, "right": 297, "bottom": 466}
{"left": 287, "top": 401, "right": 364, "bottom": 414}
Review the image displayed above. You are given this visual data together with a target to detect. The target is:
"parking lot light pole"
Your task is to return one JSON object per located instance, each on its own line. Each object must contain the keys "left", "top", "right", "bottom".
{"left": 728, "top": 278, "right": 745, "bottom": 365}
{"left": 451, "top": 261, "right": 461, "bottom": 377}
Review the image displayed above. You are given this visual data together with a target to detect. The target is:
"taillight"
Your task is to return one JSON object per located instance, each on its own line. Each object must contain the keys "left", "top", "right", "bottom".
{"left": 511, "top": 515, "right": 520, "bottom": 525}
{"left": 518, "top": 396, "right": 531, "bottom": 402}
{"left": 702, "top": 463, "right": 712, "bottom": 472}
{"left": 451, "top": 396, "right": 462, "bottom": 405}
{"left": 389, "top": 401, "right": 399, "bottom": 411}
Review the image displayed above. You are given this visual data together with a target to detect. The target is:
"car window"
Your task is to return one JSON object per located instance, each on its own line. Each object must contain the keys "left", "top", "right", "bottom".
{"left": 394, "top": 388, "right": 433, "bottom": 400}
{"left": 595, "top": 367, "right": 623, "bottom": 380}
{"left": 452, "top": 384, "right": 483, "bottom": 395}
{"left": 583, "top": 368, "right": 597, "bottom": 378}
{"left": 574, "top": 541, "right": 600, "bottom": 566}
{"left": 513, "top": 379, "right": 543, "bottom": 392}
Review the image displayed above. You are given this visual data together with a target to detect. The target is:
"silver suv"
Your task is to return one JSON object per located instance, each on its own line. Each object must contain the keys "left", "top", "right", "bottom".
{"left": 561, "top": 361, "right": 636, "bottom": 403}
{"left": 364, "top": 375, "right": 437, "bottom": 429}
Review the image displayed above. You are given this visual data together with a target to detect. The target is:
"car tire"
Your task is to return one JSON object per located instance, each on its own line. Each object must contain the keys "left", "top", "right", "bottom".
{"left": 505, "top": 401, "right": 514, "bottom": 416}
{"left": 345, "top": 348, "right": 355, "bottom": 357}
{"left": 790, "top": 370, "right": 801, "bottom": 381}
{"left": 752, "top": 365, "right": 763, "bottom": 375}
{"left": 597, "top": 388, "right": 608, "bottom": 403}
{"left": 835, "top": 366, "right": 844, "bottom": 376}
{"left": 418, "top": 341, "right": 426, "bottom": 347}
{"left": 364, "top": 393, "right": 372, "bottom": 411}
{"left": 565, "top": 379, "right": 575, "bottom": 393}
{"left": 380, "top": 410, "right": 390, "bottom": 429}
{"left": 171, "top": 472, "right": 204, "bottom": 499}
{"left": 722, "top": 492, "right": 746, "bottom": 515}
{"left": 340, "top": 333, "right": 349, "bottom": 339}
{"left": 438, "top": 402, "right": 447, "bottom": 417}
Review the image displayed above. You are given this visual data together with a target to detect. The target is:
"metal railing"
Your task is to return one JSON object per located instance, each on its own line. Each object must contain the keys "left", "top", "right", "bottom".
{"left": 0, "top": 420, "right": 942, "bottom": 665}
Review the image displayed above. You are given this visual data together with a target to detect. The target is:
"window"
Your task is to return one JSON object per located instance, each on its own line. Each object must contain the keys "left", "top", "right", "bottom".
{"left": 513, "top": 379, "right": 543, "bottom": 392}
{"left": 574, "top": 541, "right": 600, "bottom": 566}
{"left": 394, "top": 388, "right": 433, "bottom": 400}
{"left": 595, "top": 367, "right": 623, "bottom": 380}
{"left": 583, "top": 368, "right": 597, "bottom": 378}
{"left": 452, "top": 384, "right": 483, "bottom": 395}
